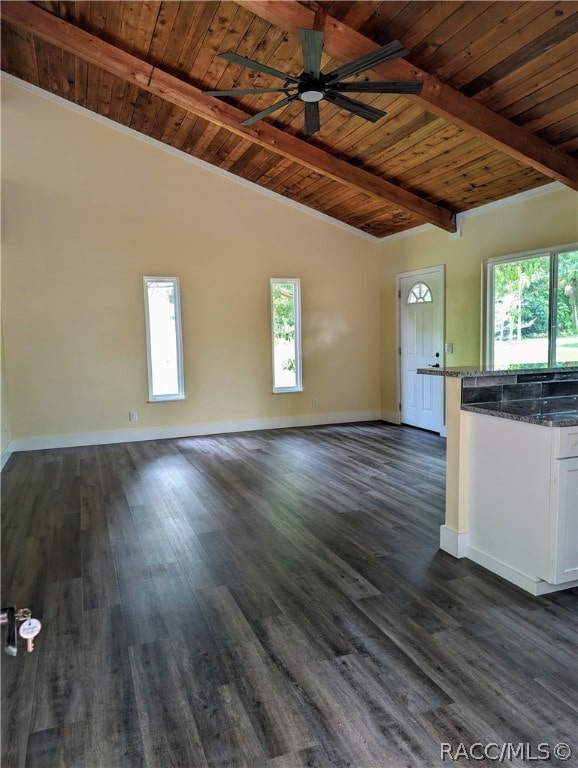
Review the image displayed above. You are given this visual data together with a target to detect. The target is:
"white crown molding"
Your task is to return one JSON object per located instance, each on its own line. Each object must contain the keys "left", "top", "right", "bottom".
{"left": 379, "top": 181, "right": 568, "bottom": 244}
{"left": 5, "top": 410, "right": 381, "bottom": 453}
{"left": 455, "top": 181, "right": 566, "bottom": 220}
{"left": 379, "top": 223, "right": 435, "bottom": 244}
{"left": 1, "top": 73, "right": 378, "bottom": 243}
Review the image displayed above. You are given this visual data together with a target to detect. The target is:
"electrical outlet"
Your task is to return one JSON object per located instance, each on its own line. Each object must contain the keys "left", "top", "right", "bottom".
{"left": 444, "top": 342, "right": 454, "bottom": 354}
{"left": 312, "top": 399, "right": 318, "bottom": 408}
{"left": 129, "top": 411, "right": 138, "bottom": 423}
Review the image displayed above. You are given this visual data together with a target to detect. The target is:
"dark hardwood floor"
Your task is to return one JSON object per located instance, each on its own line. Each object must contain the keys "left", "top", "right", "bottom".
{"left": 1, "top": 422, "right": 576, "bottom": 767}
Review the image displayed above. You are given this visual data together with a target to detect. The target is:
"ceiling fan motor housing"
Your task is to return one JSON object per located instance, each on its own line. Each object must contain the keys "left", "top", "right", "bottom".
{"left": 297, "top": 75, "right": 326, "bottom": 102}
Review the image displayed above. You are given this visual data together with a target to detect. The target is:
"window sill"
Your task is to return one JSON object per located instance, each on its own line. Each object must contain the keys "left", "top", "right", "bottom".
{"left": 147, "top": 394, "right": 186, "bottom": 403}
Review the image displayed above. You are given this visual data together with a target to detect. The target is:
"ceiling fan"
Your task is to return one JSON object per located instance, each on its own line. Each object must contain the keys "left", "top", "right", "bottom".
{"left": 203, "top": 30, "right": 423, "bottom": 135}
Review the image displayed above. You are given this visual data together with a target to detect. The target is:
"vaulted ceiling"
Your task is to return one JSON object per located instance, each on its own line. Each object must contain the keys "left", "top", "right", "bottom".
{"left": 2, "top": 1, "right": 577, "bottom": 237}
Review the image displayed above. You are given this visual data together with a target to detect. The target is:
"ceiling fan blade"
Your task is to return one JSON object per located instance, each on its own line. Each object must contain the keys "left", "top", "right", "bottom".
{"left": 219, "top": 51, "right": 299, "bottom": 83}
{"left": 240, "top": 94, "right": 299, "bottom": 126}
{"left": 325, "top": 41, "right": 408, "bottom": 84}
{"left": 204, "top": 87, "right": 294, "bottom": 96}
{"left": 333, "top": 80, "right": 423, "bottom": 94}
{"left": 325, "top": 92, "right": 386, "bottom": 122}
{"left": 304, "top": 102, "right": 320, "bottom": 135}
{"left": 300, "top": 29, "right": 324, "bottom": 78}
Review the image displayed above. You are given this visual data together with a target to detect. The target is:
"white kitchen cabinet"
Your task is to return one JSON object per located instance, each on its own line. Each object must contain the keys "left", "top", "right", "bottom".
{"left": 552, "top": 455, "right": 578, "bottom": 584}
{"left": 465, "top": 413, "right": 578, "bottom": 595}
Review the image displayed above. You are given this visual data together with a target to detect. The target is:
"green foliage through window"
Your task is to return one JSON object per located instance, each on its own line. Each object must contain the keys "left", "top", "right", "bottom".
{"left": 271, "top": 279, "right": 301, "bottom": 392}
{"left": 272, "top": 283, "right": 296, "bottom": 341}
{"left": 489, "top": 249, "right": 578, "bottom": 366}
{"left": 559, "top": 252, "right": 578, "bottom": 336}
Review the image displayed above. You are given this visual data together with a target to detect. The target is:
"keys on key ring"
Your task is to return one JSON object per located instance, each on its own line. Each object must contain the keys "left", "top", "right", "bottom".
{"left": 19, "top": 618, "right": 42, "bottom": 652}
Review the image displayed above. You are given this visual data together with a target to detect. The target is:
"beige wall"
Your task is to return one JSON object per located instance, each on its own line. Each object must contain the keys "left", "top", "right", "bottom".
{"left": 380, "top": 187, "right": 578, "bottom": 414}
{"left": 1, "top": 322, "right": 11, "bottom": 452}
{"left": 3, "top": 78, "right": 577, "bottom": 447}
{"left": 1, "top": 80, "right": 380, "bottom": 441}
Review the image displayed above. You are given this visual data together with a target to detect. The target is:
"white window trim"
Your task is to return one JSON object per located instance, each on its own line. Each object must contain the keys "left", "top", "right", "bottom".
{"left": 271, "top": 278, "right": 302, "bottom": 394}
{"left": 484, "top": 243, "right": 577, "bottom": 367}
{"left": 407, "top": 281, "right": 433, "bottom": 304}
{"left": 143, "top": 276, "right": 185, "bottom": 402}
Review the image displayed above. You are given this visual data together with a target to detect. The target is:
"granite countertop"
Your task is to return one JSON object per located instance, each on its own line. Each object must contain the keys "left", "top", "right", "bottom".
{"left": 462, "top": 396, "right": 578, "bottom": 427}
{"left": 418, "top": 362, "right": 578, "bottom": 426}
{"left": 418, "top": 363, "right": 578, "bottom": 378}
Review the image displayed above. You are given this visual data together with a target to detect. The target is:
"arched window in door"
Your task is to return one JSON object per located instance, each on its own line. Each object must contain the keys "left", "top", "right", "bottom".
{"left": 407, "top": 282, "right": 433, "bottom": 303}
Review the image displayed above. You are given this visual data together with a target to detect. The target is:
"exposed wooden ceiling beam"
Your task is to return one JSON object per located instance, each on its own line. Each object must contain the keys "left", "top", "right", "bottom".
{"left": 237, "top": 0, "right": 578, "bottom": 191}
{"left": 0, "top": 2, "right": 456, "bottom": 232}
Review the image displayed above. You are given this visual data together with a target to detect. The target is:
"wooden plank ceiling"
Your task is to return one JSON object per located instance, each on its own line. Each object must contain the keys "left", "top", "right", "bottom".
{"left": 2, "top": 1, "right": 577, "bottom": 237}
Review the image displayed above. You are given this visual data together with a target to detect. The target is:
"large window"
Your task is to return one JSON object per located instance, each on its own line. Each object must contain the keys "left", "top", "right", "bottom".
{"left": 271, "top": 278, "right": 302, "bottom": 393}
{"left": 485, "top": 246, "right": 578, "bottom": 367}
{"left": 143, "top": 277, "right": 184, "bottom": 401}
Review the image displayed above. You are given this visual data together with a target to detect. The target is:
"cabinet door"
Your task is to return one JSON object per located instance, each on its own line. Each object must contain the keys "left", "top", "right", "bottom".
{"left": 552, "top": 457, "right": 578, "bottom": 584}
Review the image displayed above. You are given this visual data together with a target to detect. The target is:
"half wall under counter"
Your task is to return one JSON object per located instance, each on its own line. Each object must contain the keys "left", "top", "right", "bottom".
{"left": 418, "top": 364, "right": 578, "bottom": 595}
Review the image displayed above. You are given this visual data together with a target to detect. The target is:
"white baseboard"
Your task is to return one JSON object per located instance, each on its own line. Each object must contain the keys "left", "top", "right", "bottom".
{"left": 380, "top": 410, "right": 445, "bottom": 435}
{"left": 441, "top": 528, "right": 578, "bottom": 594}
{"left": 1, "top": 443, "right": 14, "bottom": 470}
{"left": 439, "top": 525, "right": 469, "bottom": 558}
{"left": 465, "top": 544, "right": 578, "bottom": 596}
{"left": 381, "top": 410, "right": 401, "bottom": 425}
{"left": 6, "top": 410, "right": 381, "bottom": 453}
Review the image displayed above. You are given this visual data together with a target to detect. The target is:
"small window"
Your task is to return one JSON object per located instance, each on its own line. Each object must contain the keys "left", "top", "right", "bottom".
{"left": 407, "top": 282, "right": 433, "bottom": 303}
{"left": 143, "top": 277, "right": 184, "bottom": 401}
{"left": 271, "top": 278, "right": 302, "bottom": 393}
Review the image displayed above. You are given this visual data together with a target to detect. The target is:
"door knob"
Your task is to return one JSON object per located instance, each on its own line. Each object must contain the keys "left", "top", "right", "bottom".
{"left": 428, "top": 363, "right": 440, "bottom": 368}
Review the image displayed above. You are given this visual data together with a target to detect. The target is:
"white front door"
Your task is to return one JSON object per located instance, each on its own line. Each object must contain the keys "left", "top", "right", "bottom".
{"left": 399, "top": 267, "right": 444, "bottom": 433}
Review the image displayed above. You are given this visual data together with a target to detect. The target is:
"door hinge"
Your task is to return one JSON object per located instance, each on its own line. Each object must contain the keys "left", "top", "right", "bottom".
{"left": 398, "top": 402, "right": 401, "bottom": 410}
{"left": 398, "top": 346, "right": 401, "bottom": 355}
{"left": 398, "top": 289, "right": 401, "bottom": 299}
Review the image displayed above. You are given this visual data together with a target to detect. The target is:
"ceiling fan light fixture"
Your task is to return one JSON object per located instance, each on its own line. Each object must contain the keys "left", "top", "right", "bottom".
{"left": 300, "top": 90, "right": 324, "bottom": 103}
